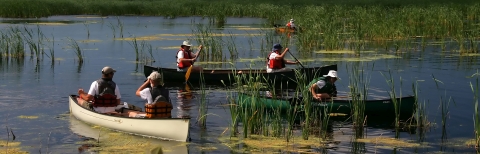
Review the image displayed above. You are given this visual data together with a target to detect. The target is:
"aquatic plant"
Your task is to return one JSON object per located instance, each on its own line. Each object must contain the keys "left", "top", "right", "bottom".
{"left": 198, "top": 71, "right": 209, "bottom": 129}
{"left": 470, "top": 70, "right": 480, "bottom": 150}
{"left": 432, "top": 75, "right": 455, "bottom": 132}
{"left": 67, "top": 38, "right": 84, "bottom": 63}
{"left": 411, "top": 80, "right": 430, "bottom": 142}
{"left": 380, "top": 69, "right": 403, "bottom": 138}
{"left": 347, "top": 62, "right": 371, "bottom": 138}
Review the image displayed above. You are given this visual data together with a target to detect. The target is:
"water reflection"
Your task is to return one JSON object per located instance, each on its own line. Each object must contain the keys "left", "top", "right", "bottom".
{"left": 176, "top": 84, "right": 194, "bottom": 118}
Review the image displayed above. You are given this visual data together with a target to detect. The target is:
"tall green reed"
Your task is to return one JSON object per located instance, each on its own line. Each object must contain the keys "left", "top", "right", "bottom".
{"left": 411, "top": 80, "right": 429, "bottom": 142}
{"left": 432, "top": 75, "right": 455, "bottom": 131}
{"left": 470, "top": 70, "right": 480, "bottom": 150}
{"left": 67, "top": 38, "right": 84, "bottom": 64}
{"left": 198, "top": 71, "right": 208, "bottom": 129}
{"left": 380, "top": 69, "right": 403, "bottom": 138}
{"left": 347, "top": 62, "right": 371, "bottom": 138}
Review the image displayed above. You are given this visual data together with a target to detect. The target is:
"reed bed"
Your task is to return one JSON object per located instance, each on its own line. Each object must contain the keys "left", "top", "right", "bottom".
{"left": 2, "top": 1, "right": 479, "bottom": 55}
{"left": 0, "top": 27, "right": 25, "bottom": 59}
{"left": 347, "top": 62, "right": 371, "bottom": 138}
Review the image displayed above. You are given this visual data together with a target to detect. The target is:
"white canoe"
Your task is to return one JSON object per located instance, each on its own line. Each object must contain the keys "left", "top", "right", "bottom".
{"left": 68, "top": 95, "right": 190, "bottom": 142}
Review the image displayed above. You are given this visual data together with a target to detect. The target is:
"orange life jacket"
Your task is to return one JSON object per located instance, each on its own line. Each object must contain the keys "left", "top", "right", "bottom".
{"left": 145, "top": 102, "right": 172, "bottom": 118}
{"left": 145, "top": 86, "right": 172, "bottom": 118}
{"left": 93, "top": 79, "right": 118, "bottom": 107}
{"left": 176, "top": 48, "right": 193, "bottom": 69}
{"left": 267, "top": 52, "right": 285, "bottom": 69}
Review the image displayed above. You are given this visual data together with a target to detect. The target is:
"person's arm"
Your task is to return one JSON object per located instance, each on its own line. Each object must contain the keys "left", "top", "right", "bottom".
{"left": 136, "top": 78, "right": 150, "bottom": 97}
{"left": 275, "top": 48, "right": 289, "bottom": 59}
{"left": 310, "top": 84, "right": 318, "bottom": 99}
{"left": 284, "top": 59, "right": 298, "bottom": 64}
{"left": 115, "top": 85, "right": 121, "bottom": 105}
{"left": 193, "top": 45, "right": 203, "bottom": 58}
{"left": 79, "top": 81, "right": 97, "bottom": 101}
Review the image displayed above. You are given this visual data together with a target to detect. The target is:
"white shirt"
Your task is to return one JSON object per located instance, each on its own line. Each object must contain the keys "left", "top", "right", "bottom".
{"left": 87, "top": 81, "right": 121, "bottom": 99}
{"left": 315, "top": 80, "right": 326, "bottom": 89}
{"left": 139, "top": 88, "right": 154, "bottom": 104}
{"left": 87, "top": 80, "right": 121, "bottom": 113}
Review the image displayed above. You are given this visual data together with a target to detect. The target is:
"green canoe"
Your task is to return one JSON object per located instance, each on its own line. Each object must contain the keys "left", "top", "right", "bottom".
{"left": 236, "top": 92, "right": 416, "bottom": 117}
{"left": 144, "top": 64, "right": 337, "bottom": 87}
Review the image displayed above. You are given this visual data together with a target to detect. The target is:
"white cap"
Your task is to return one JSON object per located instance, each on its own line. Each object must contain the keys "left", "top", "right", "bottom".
{"left": 148, "top": 71, "right": 162, "bottom": 80}
{"left": 323, "top": 70, "right": 339, "bottom": 79}
{"left": 182, "top": 40, "right": 192, "bottom": 47}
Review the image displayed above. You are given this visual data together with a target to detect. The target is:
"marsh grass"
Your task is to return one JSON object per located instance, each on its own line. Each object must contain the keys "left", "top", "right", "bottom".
{"left": 347, "top": 62, "right": 372, "bottom": 138}
{"left": 410, "top": 80, "right": 430, "bottom": 142}
{"left": 431, "top": 75, "right": 455, "bottom": 132}
{"left": 0, "top": 27, "right": 25, "bottom": 59}
{"left": 67, "top": 38, "right": 84, "bottom": 64}
{"left": 470, "top": 70, "right": 480, "bottom": 150}
{"left": 380, "top": 69, "right": 404, "bottom": 138}
{"left": 198, "top": 71, "right": 208, "bottom": 129}
{"left": 22, "top": 25, "right": 46, "bottom": 62}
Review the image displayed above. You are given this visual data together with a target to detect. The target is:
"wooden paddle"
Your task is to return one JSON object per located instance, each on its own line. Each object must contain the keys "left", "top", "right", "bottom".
{"left": 286, "top": 49, "right": 305, "bottom": 69}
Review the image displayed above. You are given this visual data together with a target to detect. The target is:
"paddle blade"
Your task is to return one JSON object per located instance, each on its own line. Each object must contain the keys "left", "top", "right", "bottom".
{"left": 185, "top": 66, "right": 193, "bottom": 82}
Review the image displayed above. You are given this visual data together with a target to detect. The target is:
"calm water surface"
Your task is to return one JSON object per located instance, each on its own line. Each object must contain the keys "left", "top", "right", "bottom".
{"left": 0, "top": 15, "right": 479, "bottom": 153}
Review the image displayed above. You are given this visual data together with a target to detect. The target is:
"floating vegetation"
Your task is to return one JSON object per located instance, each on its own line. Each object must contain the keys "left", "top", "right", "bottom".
{"left": 158, "top": 46, "right": 180, "bottom": 50}
{"left": 314, "top": 50, "right": 376, "bottom": 54}
{"left": 220, "top": 135, "right": 325, "bottom": 152}
{"left": 27, "top": 22, "right": 68, "bottom": 26}
{"left": 356, "top": 137, "right": 422, "bottom": 148}
{"left": 0, "top": 140, "right": 28, "bottom": 154}
{"left": 79, "top": 39, "right": 102, "bottom": 43}
{"left": 17, "top": 115, "right": 38, "bottom": 119}
{"left": 117, "top": 33, "right": 262, "bottom": 41}
{"left": 77, "top": 125, "right": 188, "bottom": 154}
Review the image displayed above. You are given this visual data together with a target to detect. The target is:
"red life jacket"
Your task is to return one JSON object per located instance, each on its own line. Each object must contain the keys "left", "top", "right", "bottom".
{"left": 267, "top": 52, "right": 285, "bottom": 69}
{"left": 92, "top": 79, "right": 118, "bottom": 107}
{"left": 176, "top": 48, "right": 193, "bottom": 69}
{"left": 286, "top": 23, "right": 291, "bottom": 28}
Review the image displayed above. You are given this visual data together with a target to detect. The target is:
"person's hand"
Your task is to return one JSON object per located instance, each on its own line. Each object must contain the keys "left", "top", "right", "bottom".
{"left": 198, "top": 45, "right": 203, "bottom": 51}
{"left": 78, "top": 89, "right": 84, "bottom": 95}
{"left": 285, "top": 48, "right": 289, "bottom": 52}
{"left": 192, "top": 57, "right": 197, "bottom": 62}
{"left": 146, "top": 78, "right": 151, "bottom": 83}
{"left": 295, "top": 61, "right": 299, "bottom": 64}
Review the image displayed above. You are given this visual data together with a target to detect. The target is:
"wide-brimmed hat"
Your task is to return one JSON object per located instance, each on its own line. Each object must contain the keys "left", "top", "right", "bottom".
{"left": 101, "top": 66, "right": 116, "bottom": 74}
{"left": 323, "top": 70, "right": 339, "bottom": 79}
{"left": 148, "top": 71, "right": 162, "bottom": 80}
{"left": 290, "top": 19, "right": 294, "bottom": 22}
{"left": 181, "top": 40, "right": 192, "bottom": 47}
{"left": 272, "top": 43, "right": 283, "bottom": 51}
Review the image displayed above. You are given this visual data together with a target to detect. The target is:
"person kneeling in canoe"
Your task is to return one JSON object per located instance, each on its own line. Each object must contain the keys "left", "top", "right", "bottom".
{"left": 309, "top": 70, "right": 339, "bottom": 100}
{"left": 133, "top": 71, "right": 173, "bottom": 118}
{"left": 266, "top": 43, "right": 299, "bottom": 73}
{"left": 78, "top": 66, "right": 122, "bottom": 114}
{"left": 286, "top": 19, "right": 296, "bottom": 30}
{"left": 177, "top": 40, "right": 203, "bottom": 72}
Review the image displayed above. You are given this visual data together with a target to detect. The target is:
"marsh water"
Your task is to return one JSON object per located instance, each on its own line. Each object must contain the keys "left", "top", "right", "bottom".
{"left": 0, "top": 15, "right": 479, "bottom": 153}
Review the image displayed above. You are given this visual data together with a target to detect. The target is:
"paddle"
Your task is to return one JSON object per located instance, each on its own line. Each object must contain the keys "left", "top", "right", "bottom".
{"left": 286, "top": 49, "right": 305, "bottom": 69}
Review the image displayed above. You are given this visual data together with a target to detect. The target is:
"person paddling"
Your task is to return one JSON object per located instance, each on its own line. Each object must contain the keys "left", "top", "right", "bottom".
{"left": 176, "top": 40, "right": 203, "bottom": 72}
{"left": 266, "top": 43, "right": 299, "bottom": 73}
{"left": 286, "top": 19, "right": 296, "bottom": 30}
